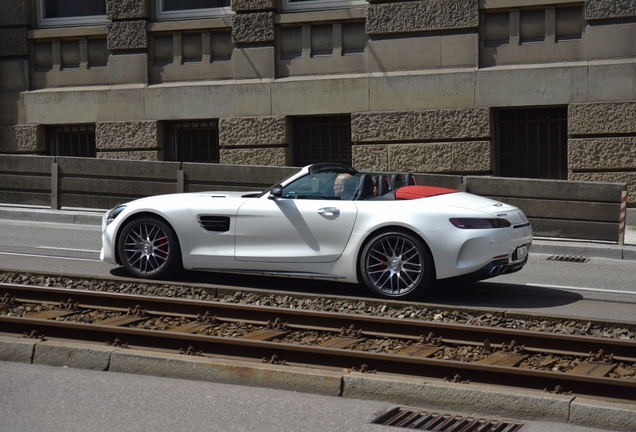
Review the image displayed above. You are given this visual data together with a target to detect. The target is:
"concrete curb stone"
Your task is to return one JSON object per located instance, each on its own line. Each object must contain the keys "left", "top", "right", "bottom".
{"left": 342, "top": 372, "right": 572, "bottom": 423}
{"left": 109, "top": 348, "right": 344, "bottom": 397}
{"left": 570, "top": 398, "right": 636, "bottom": 432}
{"left": 33, "top": 340, "right": 118, "bottom": 371}
{"left": 0, "top": 335, "right": 37, "bottom": 363}
{"left": 1, "top": 334, "right": 635, "bottom": 430}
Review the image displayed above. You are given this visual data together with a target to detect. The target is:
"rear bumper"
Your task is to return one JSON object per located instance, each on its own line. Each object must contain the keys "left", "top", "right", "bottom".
{"left": 476, "top": 255, "right": 528, "bottom": 277}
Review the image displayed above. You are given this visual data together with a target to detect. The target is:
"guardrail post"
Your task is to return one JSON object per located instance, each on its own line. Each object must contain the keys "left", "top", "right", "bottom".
{"left": 177, "top": 169, "right": 184, "bottom": 194}
{"left": 51, "top": 162, "right": 59, "bottom": 209}
{"left": 618, "top": 190, "right": 627, "bottom": 246}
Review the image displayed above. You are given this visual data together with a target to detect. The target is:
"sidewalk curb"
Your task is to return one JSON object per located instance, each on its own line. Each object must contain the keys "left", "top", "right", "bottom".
{"left": 1, "top": 335, "right": 634, "bottom": 432}
{"left": 0, "top": 206, "right": 104, "bottom": 226}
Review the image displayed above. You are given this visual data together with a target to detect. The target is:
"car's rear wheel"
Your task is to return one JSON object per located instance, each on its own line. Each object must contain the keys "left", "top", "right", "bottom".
{"left": 360, "top": 230, "right": 433, "bottom": 300}
{"left": 118, "top": 217, "right": 181, "bottom": 279}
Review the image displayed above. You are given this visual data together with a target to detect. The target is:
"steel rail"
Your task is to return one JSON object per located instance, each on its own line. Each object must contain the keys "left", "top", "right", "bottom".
{"left": 2, "top": 283, "right": 636, "bottom": 360}
{"left": 1, "top": 315, "right": 636, "bottom": 403}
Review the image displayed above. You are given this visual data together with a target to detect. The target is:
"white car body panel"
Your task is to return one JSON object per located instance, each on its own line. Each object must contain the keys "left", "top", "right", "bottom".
{"left": 101, "top": 164, "right": 533, "bottom": 297}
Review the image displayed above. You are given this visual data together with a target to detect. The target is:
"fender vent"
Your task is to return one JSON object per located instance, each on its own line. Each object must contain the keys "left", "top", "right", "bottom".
{"left": 199, "top": 216, "right": 230, "bottom": 232}
{"left": 371, "top": 407, "right": 524, "bottom": 431}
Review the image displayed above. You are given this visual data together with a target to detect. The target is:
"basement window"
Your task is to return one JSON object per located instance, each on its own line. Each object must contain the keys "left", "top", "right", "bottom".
{"left": 155, "top": 0, "right": 231, "bottom": 21}
{"left": 37, "top": 0, "right": 108, "bottom": 28}
{"left": 46, "top": 125, "right": 96, "bottom": 158}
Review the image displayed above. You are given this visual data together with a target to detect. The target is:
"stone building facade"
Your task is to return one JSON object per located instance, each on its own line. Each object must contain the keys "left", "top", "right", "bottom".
{"left": 1, "top": 0, "right": 636, "bottom": 201}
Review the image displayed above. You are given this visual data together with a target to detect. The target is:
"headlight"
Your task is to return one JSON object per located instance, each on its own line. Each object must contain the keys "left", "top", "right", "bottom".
{"left": 106, "top": 205, "right": 126, "bottom": 225}
{"left": 450, "top": 218, "right": 511, "bottom": 229}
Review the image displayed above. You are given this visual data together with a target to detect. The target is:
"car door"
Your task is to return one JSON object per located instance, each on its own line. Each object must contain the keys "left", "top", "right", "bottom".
{"left": 234, "top": 196, "right": 358, "bottom": 263}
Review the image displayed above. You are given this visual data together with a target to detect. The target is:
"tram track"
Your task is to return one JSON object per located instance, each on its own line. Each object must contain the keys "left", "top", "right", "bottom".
{"left": 1, "top": 282, "right": 636, "bottom": 404}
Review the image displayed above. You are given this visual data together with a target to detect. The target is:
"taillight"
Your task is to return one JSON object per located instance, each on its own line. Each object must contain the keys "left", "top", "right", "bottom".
{"left": 449, "top": 218, "right": 511, "bottom": 229}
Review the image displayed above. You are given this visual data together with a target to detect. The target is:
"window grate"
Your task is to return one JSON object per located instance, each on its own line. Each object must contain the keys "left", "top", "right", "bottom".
{"left": 164, "top": 121, "right": 219, "bottom": 163}
{"left": 372, "top": 407, "right": 524, "bottom": 431}
{"left": 46, "top": 124, "right": 96, "bottom": 158}
{"left": 292, "top": 115, "right": 352, "bottom": 166}
{"left": 495, "top": 107, "right": 568, "bottom": 180}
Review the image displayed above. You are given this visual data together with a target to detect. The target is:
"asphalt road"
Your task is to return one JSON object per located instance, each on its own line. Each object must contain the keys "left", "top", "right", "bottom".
{"left": 0, "top": 216, "right": 632, "bottom": 432}
{"left": 1, "top": 218, "right": 636, "bottom": 324}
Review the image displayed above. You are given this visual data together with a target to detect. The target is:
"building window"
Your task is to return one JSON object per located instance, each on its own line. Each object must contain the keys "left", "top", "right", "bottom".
{"left": 292, "top": 115, "right": 352, "bottom": 167}
{"left": 495, "top": 107, "right": 567, "bottom": 180}
{"left": 46, "top": 125, "right": 96, "bottom": 158}
{"left": 37, "top": 0, "right": 108, "bottom": 28}
{"left": 155, "top": 0, "right": 231, "bottom": 21}
{"left": 283, "top": 0, "right": 364, "bottom": 12}
{"left": 164, "top": 121, "right": 219, "bottom": 163}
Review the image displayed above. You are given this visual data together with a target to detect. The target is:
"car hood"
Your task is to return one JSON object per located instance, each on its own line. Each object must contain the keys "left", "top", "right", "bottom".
{"left": 123, "top": 190, "right": 263, "bottom": 208}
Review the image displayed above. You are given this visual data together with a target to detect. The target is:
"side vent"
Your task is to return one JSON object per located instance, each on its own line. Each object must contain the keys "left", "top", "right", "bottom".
{"left": 199, "top": 216, "right": 230, "bottom": 232}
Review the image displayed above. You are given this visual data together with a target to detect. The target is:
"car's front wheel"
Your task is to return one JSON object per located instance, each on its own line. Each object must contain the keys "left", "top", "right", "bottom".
{"left": 117, "top": 217, "right": 181, "bottom": 279}
{"left": 360, "top": 230, "right": 433, "bottom": 300}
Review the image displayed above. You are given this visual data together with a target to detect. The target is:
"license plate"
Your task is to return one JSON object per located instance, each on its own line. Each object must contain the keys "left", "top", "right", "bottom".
{"left": 513, "top": 245, "right": 528, "bottom": 261}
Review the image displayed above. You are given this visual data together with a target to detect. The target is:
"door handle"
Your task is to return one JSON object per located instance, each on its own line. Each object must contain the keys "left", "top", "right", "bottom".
{"left": 317, "top": 207, "right": 340, "bottom": 216}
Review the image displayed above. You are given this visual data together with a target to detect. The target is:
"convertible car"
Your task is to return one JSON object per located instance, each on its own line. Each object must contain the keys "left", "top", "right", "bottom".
{"left": 101, "top": 163, "right": 532, "bottom": 300}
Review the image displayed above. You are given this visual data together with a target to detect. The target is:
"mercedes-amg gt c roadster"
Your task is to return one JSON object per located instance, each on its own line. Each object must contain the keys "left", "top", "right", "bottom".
{"left": 101, "top": 163, "right": 532, "bottom": 300}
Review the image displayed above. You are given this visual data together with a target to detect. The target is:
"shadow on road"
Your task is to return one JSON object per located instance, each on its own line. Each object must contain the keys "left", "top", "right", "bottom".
{"left": 109, "top": 267, "right": 583, "bottom": 310}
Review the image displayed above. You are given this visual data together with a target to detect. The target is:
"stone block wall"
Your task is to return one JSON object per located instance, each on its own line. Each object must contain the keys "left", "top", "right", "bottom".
{"left": 366, "top": 0, "right": 478, "bottom": 35}
{"left": 568, "top": 101, "right": 636, "bottom": 204}
{"left": 351, "top": 108, "right": 491, "bottom": 173}
{"left": 218, "top": 116, "right": 288, "bottom": 166}
{"left": 0, "top": 124, "right": 44, "bottom": 153}
{"left": 96, "top": 120, "right": 162, "bottom": 161}
{"left": 585, "top": 0, "right": 636, "bottom": 20}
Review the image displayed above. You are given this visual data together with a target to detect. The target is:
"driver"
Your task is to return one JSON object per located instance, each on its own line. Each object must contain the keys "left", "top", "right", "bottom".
{"left": 333, "top": 173, "right": 357, "bottom": 200}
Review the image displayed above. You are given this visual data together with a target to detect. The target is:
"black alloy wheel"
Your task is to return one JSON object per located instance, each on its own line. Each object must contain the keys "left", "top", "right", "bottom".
{"left": 118, "top": 217, "right": 182, "bottom": 279}
{"left": 360, "top": 230, "right": 433, "bottom": 300}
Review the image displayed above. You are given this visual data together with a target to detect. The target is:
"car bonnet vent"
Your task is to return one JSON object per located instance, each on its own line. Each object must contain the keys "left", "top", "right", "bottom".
{"left": 199, "top": 216, "right": 230, "bottom": 232}
{"left": 371, "top": 407, "right": 524, "bottom": 431}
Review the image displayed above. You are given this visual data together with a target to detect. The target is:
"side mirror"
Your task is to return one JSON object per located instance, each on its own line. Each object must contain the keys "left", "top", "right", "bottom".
{"left": 268, "top": 185, "right": 283, "bottom": 199}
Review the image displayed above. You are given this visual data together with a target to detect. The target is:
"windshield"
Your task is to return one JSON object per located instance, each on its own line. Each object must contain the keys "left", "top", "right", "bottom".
{"left": 281, "top": 172, "right": 361, "bottom": 200}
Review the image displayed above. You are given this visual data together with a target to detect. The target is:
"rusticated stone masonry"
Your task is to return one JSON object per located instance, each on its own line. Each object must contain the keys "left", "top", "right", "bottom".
{"left": 568, "top": 101, "right": 636, "bottom": 204}
{"left": 0, "top": 28, "right": 27, "bottom": 57}
{"left": 96, "top": 120, "right": 159, "bottom": 150}
{"left": 106, "top": 0, "right": 148, "bottom": 20}
{"left": 0, "top": 124, "right": 44, "bottom": 153}
{"left": 569, "top": 102, "right": 636, "bottom": 136}
{"left": 0, "top": 0, "right": 29, "bottom": 27}
{"left": 218, "top": 116, "right": 288, "bottom": 166}
{"left": 231, "top": 0, "right": 276, "bottom": 12}
{"left": 366, "top": 0, "right": 478, "bottom": 35}
{"left": 107, "top": 21, "right": 147, "bottom": 50}
{"left": 220, "top": 147, "right": 286, "bottom": 166}
{"left": 351, "top": 108, "right": 490, "bottom": 142}
{"left": 354, "top": 141, "right": 490, "bottom": 173}
{"left": 219, "top": 116, "right": 287, "bottom": 147}
{"left": 232, "top": 12, "right": 275, "bottom": 43}
{"left": 585, "top": 0, "right": 636, "bottom": 20}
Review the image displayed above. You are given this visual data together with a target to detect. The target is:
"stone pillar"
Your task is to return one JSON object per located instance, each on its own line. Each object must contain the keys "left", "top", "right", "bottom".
{"left": 568, "top": 101, "right": 636, "bottom": 204}
{"left": 351, "top": 108, "right": 491, "bottom": 174}
{"left": 218, "top": 116, "right": 288, "bottom": 166}
{"left": 231, "top": 0, "right": 276, "bottom": 79}
{"left": 0, "top": 0, "right": 31, "bottom": 153}
{"left": 106, "top": 0, "right": 149, "bottom": 85}
{"left": 96, "top": 120, "right": 163, "bottom": 160}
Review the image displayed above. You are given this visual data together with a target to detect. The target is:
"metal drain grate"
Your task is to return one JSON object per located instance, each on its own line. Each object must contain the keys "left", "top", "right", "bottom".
{"left": 547, "top": 255, "right": 590, "bottom": 263}
{"left": 372, "top": 407, "right": 524, "bottom": 431}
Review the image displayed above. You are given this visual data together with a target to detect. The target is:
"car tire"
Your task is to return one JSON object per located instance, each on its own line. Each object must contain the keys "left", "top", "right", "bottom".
{"left": 117, "top": 216, "right": 182, "bottom": 279}
{"left": 360, "top": 230, "right": 433, "bottom": 300}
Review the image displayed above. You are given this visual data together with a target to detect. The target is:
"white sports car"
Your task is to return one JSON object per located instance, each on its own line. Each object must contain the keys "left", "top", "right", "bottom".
{"left": 101, "top": 163, "right": 532, "bottom": 300}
